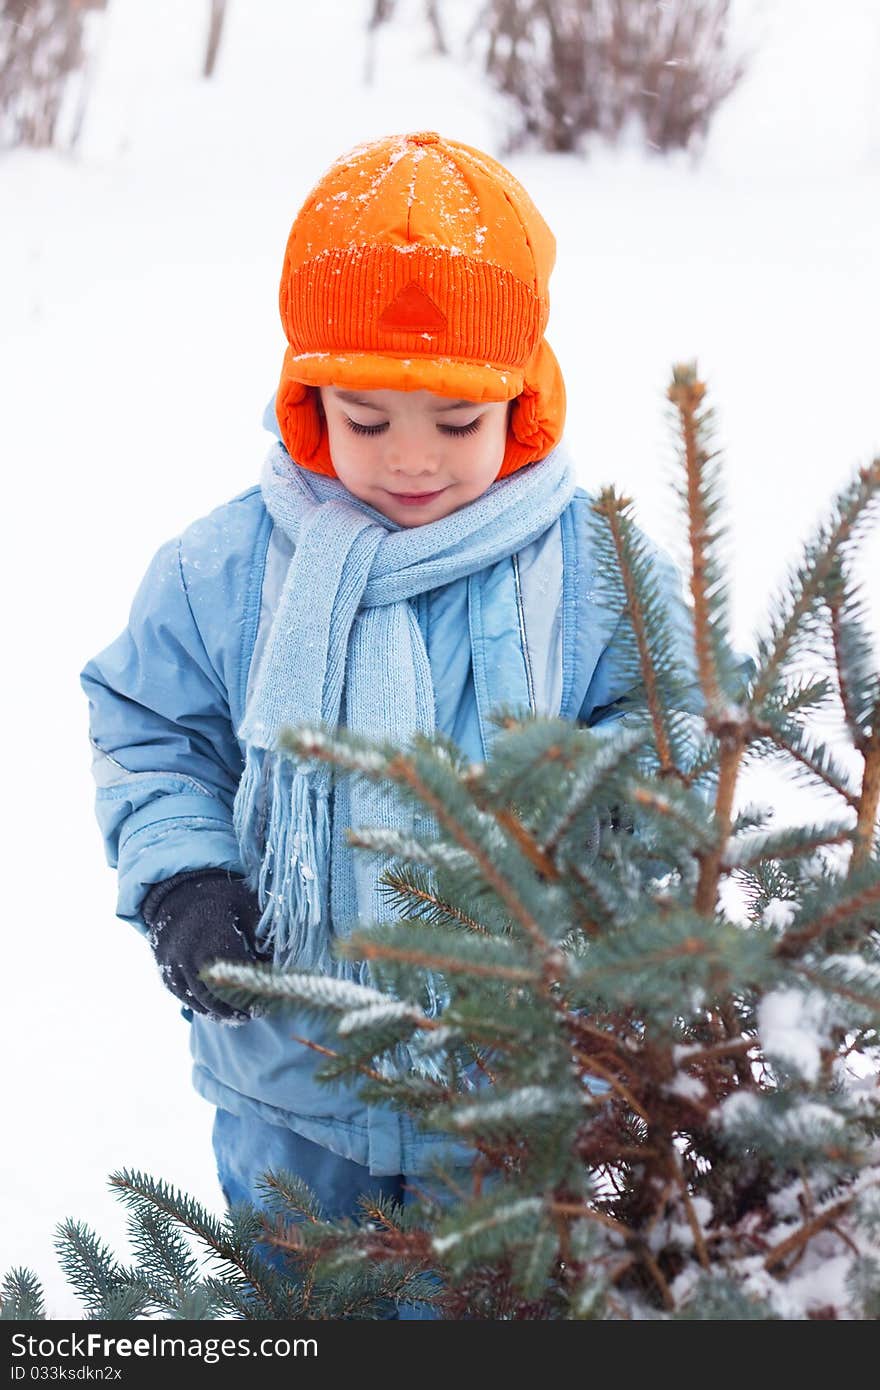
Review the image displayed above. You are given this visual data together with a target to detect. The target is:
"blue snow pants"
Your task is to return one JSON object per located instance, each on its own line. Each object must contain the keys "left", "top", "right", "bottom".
{"left": 212, "top": 1107, "right": 468, "bottom": 1320}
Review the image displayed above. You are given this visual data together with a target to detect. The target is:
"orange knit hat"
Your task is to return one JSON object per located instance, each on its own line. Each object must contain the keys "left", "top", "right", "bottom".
{"left": 275, "top": 131, "right": 566, "bottom": 479}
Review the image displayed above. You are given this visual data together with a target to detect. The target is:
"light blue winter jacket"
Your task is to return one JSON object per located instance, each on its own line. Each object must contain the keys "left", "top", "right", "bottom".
{"left": 80, "top": 415, "right": 720, "bottom": 1176}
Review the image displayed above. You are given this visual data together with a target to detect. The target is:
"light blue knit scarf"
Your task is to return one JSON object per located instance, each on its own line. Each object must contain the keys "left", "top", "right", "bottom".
{"left": 232, "top": 437, "right": 577, "bottom": 1073}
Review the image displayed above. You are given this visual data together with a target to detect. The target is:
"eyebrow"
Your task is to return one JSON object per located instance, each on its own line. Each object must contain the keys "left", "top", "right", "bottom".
{"left": 334, "top": 391, "right": 479, "bottom": 413}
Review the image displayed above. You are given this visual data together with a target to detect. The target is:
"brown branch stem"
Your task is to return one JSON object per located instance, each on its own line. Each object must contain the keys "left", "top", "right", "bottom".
{"left": 695, "top": 731, "right": 745, "bottom": 914}
{"left": 675, "top": 1037, "right": 757, "bottom": 1065}
{"left": 668, "top": 373, "right": 721, "bottom": 712}
{"left": 852, "top": 718, "right": 880, "bottom": 873}
{"left": 668, "top": 1159, "right": 711, "bottom": 1271}
{"left": 349, "top": 937, "right": 539, "bottom": 984}
{"left": 763, "top": 1196, "right": 855, "bottom": 1272}
{"left": 573, "top": 1048, "right": 649, "bottom": 1122}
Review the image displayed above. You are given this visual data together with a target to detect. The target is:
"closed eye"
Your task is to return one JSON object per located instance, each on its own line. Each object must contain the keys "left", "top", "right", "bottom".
{"left": 344, "top": 417, "right": 482, "bottom": 438}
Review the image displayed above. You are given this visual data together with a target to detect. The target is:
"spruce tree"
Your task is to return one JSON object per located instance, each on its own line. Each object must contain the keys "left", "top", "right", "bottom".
{"left": 4, "top": 364, "right": 878, "bottom": 1321}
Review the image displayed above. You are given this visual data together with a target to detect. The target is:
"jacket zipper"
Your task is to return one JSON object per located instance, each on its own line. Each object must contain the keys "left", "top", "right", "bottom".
{"left": 511, "top": 552, "right": 537, "bottom": 715}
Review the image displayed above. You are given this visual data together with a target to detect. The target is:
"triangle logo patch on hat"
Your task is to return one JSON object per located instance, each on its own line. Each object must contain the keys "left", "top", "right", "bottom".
{"left": 379, "top": 281, "right": 447, "bottom": 334}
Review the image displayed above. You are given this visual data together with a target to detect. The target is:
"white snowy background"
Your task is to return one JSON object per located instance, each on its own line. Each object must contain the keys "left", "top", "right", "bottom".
{"left": 1, "top": 0, "right": 878, "bottom": 1317}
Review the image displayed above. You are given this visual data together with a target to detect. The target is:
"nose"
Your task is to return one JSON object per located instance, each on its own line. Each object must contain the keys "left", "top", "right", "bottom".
{"left": 384, "top": 422, "right": 443, "bottom": 479}
{"left": 388, "top": 450, "right": 441, "bottom": 478}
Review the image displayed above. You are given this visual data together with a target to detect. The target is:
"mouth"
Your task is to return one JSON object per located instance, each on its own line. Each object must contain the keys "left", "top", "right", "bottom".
{"left": 387, "top": 487, "right": 447, "bottom": 505}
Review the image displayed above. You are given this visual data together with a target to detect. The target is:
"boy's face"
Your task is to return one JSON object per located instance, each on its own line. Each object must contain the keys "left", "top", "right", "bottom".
{"left": 318, "top": 386, "right": 512, "bottom": 527}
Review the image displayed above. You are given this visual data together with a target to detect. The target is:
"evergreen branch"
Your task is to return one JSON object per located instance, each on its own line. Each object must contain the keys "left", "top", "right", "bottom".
{"left": 572, "top": 1047, "right": 649, "bottom": 1122}
{"left": 378, "top": 864, "right": 491, "bottom": 935}
{"left": 344, "top": 825, "right": 465, "bottom": 868}
{"left": 731, "top": 803, "right": 776, "bottom": 836}
{"left": 52, "top": 1221, "right": 132, "bottom": 1317}
{"left": 749, "top": 458, "right": 880, "bottom": 711}
{"left": 673, "top": 1037, "right": 758, "bottom": 1065}
{"left": 475, "top": 712, "right": 580, "bottom": 807}
{"left": 763, "top": 1193, "right": 861, "bottom": 1272}
{"left": 549, "top": 1200, "right": 634, "bottom": 1241}
{"left": 768, "top": 673, "right": 837, "bottom": 716}
{"left": 575, "top": 937, "right": 711, "bottom": 979}
{"left": 567, "top": 1015, "right": 649, "bottom": 1083}
{"left": 723, "top": 820, "right": 855, "bottom": 870}
{"left": 252, "top": 1170, "right": 326, "bottom": 1224}
{"left": 93, "top": 1282, "right": 156, "bottom": 1320}
{"left": 640, "top": 1248, "right": 677, "bottom": 1311}
{"left": 679, "top": 749, "right": 722, "bottom": 791}
{"left": 797, "top": 960, "right": 880, "bottom": 1014}
{"left": 336, "top": 999, "right": 427, "bottom": 1034}
{"left": 196, "top": 1275, "right": 266, "bottom": 1320}
{"left": 567, "top": 843, "right": 644, "bottom": 930}
{"left": 106, "top": 1171, "right": 281, "bottom": 1314}
{"left": 541, "top": 721, "right": 650, "bottom": 858}
{"left": 202, "top": 962, "right": 412, "bottom": 1016}
{"left": 569, "top": 911, "right": 772, "bottom": 1018}
{"left": 830, "top": 585, "right": 862, "bottom": 741}
{"left": 826, "top": 557, "right": 880, "bottom": 750}
{"left": 358, "top": 1194, "right": 404, "bottom": 1233}
{"left": 278, "top": 722, "right": 398, "bottom": 780}
{"left": 440, "top": 1084, "right": 587, "bottom": 1134}
{"left": 626, "top": 780, "right": 718, "bottom": 850}
{"left": 494, "top": 805, "right": 559, "bottom": 880}
{"left": 384, "top": 750, "right": 553, "bottom": 957}
{"left": 775, "top": 865, "right": 880, "bottom": 958}
{"left": 292, "top": 725, "right": 572, "bottom": 962}
{"left": 125, "top": 1207, "right": 200, "bottom": 1304}
{"left": 750, "top": 715, "right": 861, "bottom": 810}
{"left": 465, "top": 1041, "right": 497, "bottom": 1085}
{"left": 667, "top": 364, "right": 727, "bottom": 714}
{"left": 556, "top": 1201, "right": 674, "bottom": 1312}
{"left": 668, "top": 1158, "right": 711, "bottom": 1271}
{"left": 0, "top": 1267, "right": 45, "bottom": 1320}
{"left": 591, "top": 489, "right": 684, "bottom": 779}
{"left": 431, "top": 1197, "right": 543, "bottom": 1257}
{"left": 346, "top": 933, "right": 539, "bottom": 984}
{"left": 287, "top": 1033, "right": 400, "bottom": 1086}
{"left": 511, "top": 1227, "right": 560, "bottom": 1302}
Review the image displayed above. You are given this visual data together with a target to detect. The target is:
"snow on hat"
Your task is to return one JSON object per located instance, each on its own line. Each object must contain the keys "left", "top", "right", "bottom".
{"left": 275, "top": 130, "right": 566, "bottom": 479}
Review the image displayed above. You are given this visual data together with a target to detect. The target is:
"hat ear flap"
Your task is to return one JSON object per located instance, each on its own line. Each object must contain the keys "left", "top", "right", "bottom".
{"left": 500, "top": 338, "right": 567, "bottom": 477}
{"left": 276, "top": 349, "right": 338, "bottom": 476}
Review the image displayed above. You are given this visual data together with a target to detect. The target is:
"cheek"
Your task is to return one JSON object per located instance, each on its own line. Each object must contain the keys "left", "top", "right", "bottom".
{"left": 327, "top": 430, "right": 383, "bottom": 490}
{"left": 476, "top": 416, "right": 508, "bottom": 476}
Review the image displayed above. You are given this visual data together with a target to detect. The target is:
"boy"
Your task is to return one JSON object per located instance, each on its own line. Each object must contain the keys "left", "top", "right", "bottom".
{"left": 80, "top": 132, "right": 702, "bottom": 1299}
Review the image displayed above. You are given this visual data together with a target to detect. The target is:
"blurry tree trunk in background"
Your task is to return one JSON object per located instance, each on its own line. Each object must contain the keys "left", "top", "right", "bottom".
{"left": 0, "top": 0, "right": 107, "bottom": 150}
{"left": 425, "top": 0, "right": 448, "bottom": 55}
{"left": 364, "top": 0, "right": 397, "bottom": 85}
{"left": 203, "top": 0, "right": 227, "bottom": 80}
{"left": 364, "top": 0, "right": 449, "bottom": 81}
{"left": 370, "top": 0, "right": 397, "bottom": 23}
{"left": 469, "top": 0, "right": 747, "bottom": 155}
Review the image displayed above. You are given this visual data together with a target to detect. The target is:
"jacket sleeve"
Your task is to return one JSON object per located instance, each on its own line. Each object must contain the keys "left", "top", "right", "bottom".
{"left": 80, "top": 534, "right": 247, "bottom": 937}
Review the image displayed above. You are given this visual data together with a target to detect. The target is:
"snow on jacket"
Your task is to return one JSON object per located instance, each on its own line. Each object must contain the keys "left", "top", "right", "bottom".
{"left": 80, "top": 426, "right": 718, "bottom": 1176}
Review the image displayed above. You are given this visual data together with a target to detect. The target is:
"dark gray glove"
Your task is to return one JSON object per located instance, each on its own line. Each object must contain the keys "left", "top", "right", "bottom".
{"left": 142, "top": 868, "right": 269, "bottom": 1022}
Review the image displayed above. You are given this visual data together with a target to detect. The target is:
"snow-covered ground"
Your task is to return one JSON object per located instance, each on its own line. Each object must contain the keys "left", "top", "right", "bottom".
{"left": 1, "top": 0, "right": 878, "bottom": 1317}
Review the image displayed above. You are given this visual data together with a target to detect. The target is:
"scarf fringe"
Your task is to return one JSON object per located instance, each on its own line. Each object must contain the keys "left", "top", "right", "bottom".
{"left": 233, "top": 744, "right": 452, "bottom": 1080}
{"left": 233, "top": 745, "right": 335, "bottom": 971}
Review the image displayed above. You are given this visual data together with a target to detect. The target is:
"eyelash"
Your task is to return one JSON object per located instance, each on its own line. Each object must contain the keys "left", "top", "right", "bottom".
{"left": 344, "top": 417, "right": 482, "bottom": 438}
